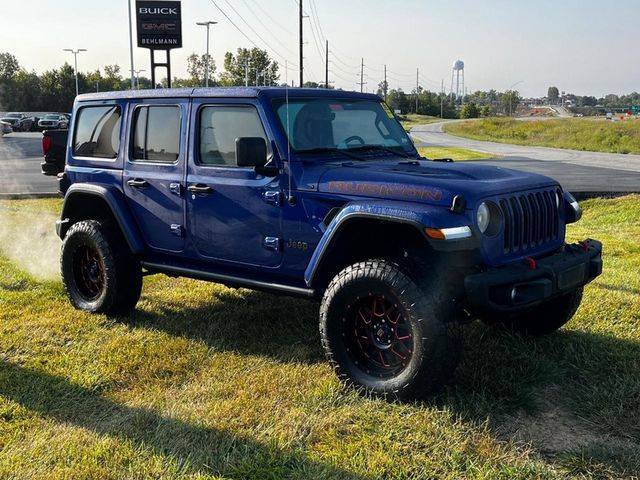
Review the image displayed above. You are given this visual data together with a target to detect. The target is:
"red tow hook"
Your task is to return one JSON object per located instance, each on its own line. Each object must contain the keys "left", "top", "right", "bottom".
{"left": 524, "top": 256, "right": 537, "bottom": 271}
{"left": 579, "top": 240, "right": 590, "bottom": 252}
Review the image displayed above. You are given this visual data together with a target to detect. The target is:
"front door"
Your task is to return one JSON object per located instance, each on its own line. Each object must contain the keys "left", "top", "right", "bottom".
{"left": 124, "top": 102, "right": 187, "bottom": 253}
{"left": 186, "top": 101, "right": 283, "bottom": 268}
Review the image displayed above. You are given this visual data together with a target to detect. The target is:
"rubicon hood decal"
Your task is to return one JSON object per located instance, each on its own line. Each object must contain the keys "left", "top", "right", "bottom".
{"left": 327, "top": 180, "right": 443, "bottom": 202}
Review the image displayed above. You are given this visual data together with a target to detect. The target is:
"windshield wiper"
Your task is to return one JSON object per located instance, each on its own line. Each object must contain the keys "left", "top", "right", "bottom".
{"left": 345, "top": 144, "right": 410, "bottom": 158}
{"left": 297, "top": 147, "right": 367, "bottom": 161}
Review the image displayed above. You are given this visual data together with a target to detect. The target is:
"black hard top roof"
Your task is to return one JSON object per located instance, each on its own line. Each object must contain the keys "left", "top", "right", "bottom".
{"left": 76, "top": 87, "right": 381, "bottom": 103}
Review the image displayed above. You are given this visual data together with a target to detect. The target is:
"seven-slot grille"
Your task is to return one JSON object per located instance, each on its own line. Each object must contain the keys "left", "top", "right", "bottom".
{"left": 498, "top": 189, "right": 561, "bottom": 254}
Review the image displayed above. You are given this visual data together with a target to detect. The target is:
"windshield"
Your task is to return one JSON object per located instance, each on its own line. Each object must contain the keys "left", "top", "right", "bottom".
{"left": 6, "top": 113, "right": 21, "bottom": 118}
{"left": 273, "top": 98, "right": 415, "bottom": 158}
{"left": 44, "top": 115, "right": 59, "bottom": 120}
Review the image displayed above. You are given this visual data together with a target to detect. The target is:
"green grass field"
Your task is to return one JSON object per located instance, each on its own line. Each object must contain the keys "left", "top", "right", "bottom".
{"left": 398, "top": 114, "right": 446, "bottom": 130}
{"left": 417, "top": 146, "right": 495, "bottom": 161}
{"left": 0, "top": 196, "right": 639, "bottom": 479}
{"left": 445, "top": 117, "right": 640, "bottom": 154}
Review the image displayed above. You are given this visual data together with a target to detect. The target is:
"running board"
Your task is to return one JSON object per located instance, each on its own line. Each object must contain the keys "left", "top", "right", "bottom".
{"left": 141, "top": 261, "right": 318, "bottom": 299}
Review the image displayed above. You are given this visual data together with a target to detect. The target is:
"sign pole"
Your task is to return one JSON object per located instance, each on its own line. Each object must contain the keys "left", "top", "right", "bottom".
{"left": 128, "top": 0, "right": 136, "bottom": 89}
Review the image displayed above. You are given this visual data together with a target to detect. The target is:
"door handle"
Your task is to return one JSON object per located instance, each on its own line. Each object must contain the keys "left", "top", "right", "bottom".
{"left": 127, "top": 178, "right": 149, "bottom": 188}
{"left": 187, "top": 184, "right": 213, "bottom": 194}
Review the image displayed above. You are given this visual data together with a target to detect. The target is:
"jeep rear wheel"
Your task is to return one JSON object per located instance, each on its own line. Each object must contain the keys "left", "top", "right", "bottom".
{"left": 61, "top": 220, "right": 142, "bottom": 316}
{"left": 319, "top": 259, "right": 461, "bottom": 400}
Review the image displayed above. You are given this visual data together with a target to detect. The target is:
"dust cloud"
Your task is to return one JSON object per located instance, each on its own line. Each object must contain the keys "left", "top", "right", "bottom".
{"left": 0, "top": 203, "right": 61, "bottom": 280}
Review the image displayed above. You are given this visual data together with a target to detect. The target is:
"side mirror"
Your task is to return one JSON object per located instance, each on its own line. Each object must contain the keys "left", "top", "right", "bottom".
{"left": 236, "top": 137, "right": 267, "bottom": 168}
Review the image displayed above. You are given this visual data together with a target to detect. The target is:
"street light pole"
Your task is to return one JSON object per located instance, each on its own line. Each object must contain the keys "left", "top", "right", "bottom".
{"left": 63, "top": 48, "right": 87, "bottom": 97}
{"left": 196, "top": 21, "right": 217, "bottom": 87}
{"left": 133, "top": 69, "right": 146, "bottom": 89}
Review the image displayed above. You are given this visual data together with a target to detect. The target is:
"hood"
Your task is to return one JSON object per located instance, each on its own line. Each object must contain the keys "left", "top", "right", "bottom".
{"left": 314, "top": 158, "right": 559, "bottom": 208}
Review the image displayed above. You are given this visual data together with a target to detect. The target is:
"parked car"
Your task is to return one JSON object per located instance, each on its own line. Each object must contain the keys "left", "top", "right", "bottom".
{"left": 0, "top": 112, "right": 26, "bottom": 130}
{"left": 15, "top": 116, "right": 37, "bottom": 131}
{"left": 53, "top": 88, "right": 602, "bottom": 400}
{"left": 41, "top": 129, "right": 68, "bottom": 175}
{"left": 38, "top": 114, "right": 70, "bottom": 130}
{"left": 0, "top": 120, "right": 12, "bottom": 135}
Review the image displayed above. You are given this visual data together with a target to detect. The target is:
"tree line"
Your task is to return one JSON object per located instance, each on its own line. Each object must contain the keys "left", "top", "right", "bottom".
{"left": 381, "top": 85, "right": 522, "bottom": 119}
{"left": 0, "top": 48, "right": 281, "bottom": 112}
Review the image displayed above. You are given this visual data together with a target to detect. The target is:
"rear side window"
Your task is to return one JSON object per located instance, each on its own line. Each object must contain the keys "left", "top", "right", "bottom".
{"left": 132, "top": 105, "right": 181, "bottom": 163}
{"left": 199, "top": 105, "right": 268, "bottom": 166}
{"left": 73, "top": 105, "right": 121, "bottom": 158}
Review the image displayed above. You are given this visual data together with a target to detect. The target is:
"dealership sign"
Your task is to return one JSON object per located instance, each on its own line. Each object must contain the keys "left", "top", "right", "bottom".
{"left": 136, "top": 1, "right": 182, "bottom": 49}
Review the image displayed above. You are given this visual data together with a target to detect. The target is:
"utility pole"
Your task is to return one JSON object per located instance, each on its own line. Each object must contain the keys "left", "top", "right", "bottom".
{"left": 325, "top": 40, "right": 329, "bottom": 89}
{"left": 440, "top": 79, "right": 444, "bottom": 119}
{"left": 299, "top": 0, "right": 304, "bottom": 87}
{"left": 244, "top": 61, "right": 250, "bottom": 87}
{"left": 415, "top": 68, "right": 419, "bottom": 114}
{"left": 383, "top": 64, "right": 387, "bottom": 101}
{"left": 196, "top": 21, "right": 217, "bottom": 87}
{"left": 359, "top": 58, "right": 365, "bottom": 93}
{"left": 256, "top": 67, "right": 259, "bottom": 86}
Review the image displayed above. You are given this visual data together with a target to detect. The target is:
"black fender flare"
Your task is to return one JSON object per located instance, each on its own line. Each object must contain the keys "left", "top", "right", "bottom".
{"left": 57, "top": 183, "right": 145, "bottom": 254}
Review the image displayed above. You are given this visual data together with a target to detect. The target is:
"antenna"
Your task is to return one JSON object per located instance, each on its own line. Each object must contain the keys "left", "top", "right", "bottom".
{"left": 285, "top": 61, "right": 295, "bottom": 206}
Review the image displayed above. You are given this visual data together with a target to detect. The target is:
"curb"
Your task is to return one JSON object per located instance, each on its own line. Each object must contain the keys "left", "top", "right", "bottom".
{"left": 0, "top": 193, "right": 61, "bottom": 200}
{"left": 571, "top": 191, "right": 638, "bottom": 201}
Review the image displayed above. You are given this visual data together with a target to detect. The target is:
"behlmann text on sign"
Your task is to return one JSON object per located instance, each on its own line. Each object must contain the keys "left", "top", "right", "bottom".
{"left": 140, "top": 38, "right": 180, "bottom": 46}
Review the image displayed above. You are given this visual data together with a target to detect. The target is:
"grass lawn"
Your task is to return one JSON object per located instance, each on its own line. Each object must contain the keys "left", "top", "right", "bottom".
{"left": 0, "top": 196, "right": 639, "bottom": 479}
{"left": 398, "top": 114, "right": 446, "bottom": 130}
{"left": 445, "top": 117, "right": 640, "bottom": 154}
{"left": 417, "top": 146, "right": 496, "bottom": 161}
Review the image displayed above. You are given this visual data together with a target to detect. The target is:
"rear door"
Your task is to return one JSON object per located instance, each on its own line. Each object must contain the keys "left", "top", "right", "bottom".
{"left": 123, "top": 101, "right": 188, "bottom": 253}
{"left": 185, "top": 99, "right": 283, "bottom": 268}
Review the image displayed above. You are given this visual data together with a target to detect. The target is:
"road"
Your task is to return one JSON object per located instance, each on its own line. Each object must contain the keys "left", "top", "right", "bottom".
{"left": 412, "top": 122, "right": 640, "bottom": 193}
{"left": 2, "top": 127, "right": 640, "bottom": 196}
{"left": 0, "top": 132, "right": 58, "bottom": 195}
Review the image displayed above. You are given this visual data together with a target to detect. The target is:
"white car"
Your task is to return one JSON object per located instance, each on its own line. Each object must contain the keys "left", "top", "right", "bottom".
{"left": 0, "top": 120, "right": 12, "bottom": 135}
{"left": 38, "top": 114, "right": 70, "bottom": 130}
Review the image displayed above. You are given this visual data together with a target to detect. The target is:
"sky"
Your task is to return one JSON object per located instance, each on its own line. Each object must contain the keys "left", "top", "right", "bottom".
{"left": 1, "top": 0, "right": 639, "bottom": 97}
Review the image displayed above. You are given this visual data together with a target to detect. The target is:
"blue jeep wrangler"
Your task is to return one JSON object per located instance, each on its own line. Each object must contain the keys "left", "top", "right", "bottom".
{"left": 56, "top": 87, "right": 602, "bottom": 399}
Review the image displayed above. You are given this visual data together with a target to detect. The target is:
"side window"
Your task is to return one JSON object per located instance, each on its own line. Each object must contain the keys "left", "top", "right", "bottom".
{"left": 73, "top": 105, "right": 121, "bottom": 158}
{"left": 132, "top": 105, "right": 181, "bottom": 163}
{"left": 199, "top": 105, "right": 268, "bottom": 166}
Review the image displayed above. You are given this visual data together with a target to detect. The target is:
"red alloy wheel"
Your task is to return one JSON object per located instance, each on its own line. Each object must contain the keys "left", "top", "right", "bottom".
{"left": 72, "top": 246, "right": 106, "bottom": 300}
{"left": 342, "top": 294, "right": 414, "bottom": 378}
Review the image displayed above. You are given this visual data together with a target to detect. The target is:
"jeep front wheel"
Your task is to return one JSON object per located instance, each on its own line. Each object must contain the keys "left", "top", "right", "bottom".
{"left": 61, "top": 220, "right": 142, "bottom": 316}
{"left": 319, "top": 259, "right": 461, "bottom": 400}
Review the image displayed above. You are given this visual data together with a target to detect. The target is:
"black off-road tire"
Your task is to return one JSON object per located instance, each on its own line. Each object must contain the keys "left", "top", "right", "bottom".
{"left": 61, "top": 220, "right": 142, "bottom": 316}
{"left": 319, "top": 259, "right": 461, "bottom": 400}
{"left": 483, "top": 287, "right": 584, "bottom": 336}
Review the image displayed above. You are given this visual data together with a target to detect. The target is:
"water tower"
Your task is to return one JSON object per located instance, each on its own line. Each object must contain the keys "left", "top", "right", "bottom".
{"left": 450, "top": 60, "right": 465, "bottom": 103}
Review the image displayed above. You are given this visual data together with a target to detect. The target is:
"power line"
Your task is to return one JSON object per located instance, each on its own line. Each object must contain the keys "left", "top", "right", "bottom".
{"left": 329, "top": 60, "right": 359, "bottom": 77}
{"left": 239, "top": 0, "right": 296, "bottom": 54}
{"left": 222, "top": 0, "right": 295, "bottom": 60}
{"left": 246, "top": 0, "right": 294, "bottom": 36}
{"left": 306, "top": 16, "right": 325, "bottom": 61}
{"left": 309, "top": 0, "right": 326, "bottom": 43}
{"left": 209, "top": 0, "right": 297, "bottom": 67}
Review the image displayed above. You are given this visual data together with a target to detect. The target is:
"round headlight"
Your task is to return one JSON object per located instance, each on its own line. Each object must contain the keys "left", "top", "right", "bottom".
{"left": 477, "top": 202, "right": 490, "bottom": 233}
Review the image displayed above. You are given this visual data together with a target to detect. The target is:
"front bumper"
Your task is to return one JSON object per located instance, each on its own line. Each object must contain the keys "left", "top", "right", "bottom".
{"left": 465, "top": 239, "right": 602, "bottom": 315}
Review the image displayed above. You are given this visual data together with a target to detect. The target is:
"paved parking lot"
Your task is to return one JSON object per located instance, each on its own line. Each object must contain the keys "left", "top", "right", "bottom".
{"left": 0, "top": 132, "right": 59, "bottom": 195}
